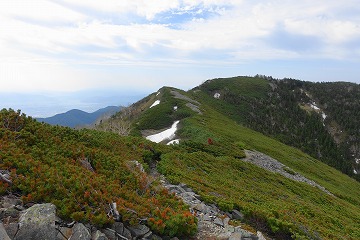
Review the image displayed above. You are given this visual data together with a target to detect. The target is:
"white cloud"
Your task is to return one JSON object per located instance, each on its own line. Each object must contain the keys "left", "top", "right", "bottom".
{"left": 0, "top": 0, "right": 360, "bottom": 93}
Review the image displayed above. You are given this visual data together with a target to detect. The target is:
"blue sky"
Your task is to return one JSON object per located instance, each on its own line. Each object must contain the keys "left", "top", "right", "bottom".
{"left": 1, "top": 0, "right": 360, "bottom": 117}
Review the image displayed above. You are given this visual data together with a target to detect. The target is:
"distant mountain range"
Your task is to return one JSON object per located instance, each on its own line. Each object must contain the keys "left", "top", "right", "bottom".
{"left": 36, "top": 106, "right": 121, "bottom": 128}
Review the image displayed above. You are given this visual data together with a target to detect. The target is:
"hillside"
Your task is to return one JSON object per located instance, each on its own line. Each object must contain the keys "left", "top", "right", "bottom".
{"left": 0, "top": 108, "right": 197, "bottom": 238}
{"left": 107, "top": 83, "right": 360, "bottom": 239}
{"left": 1, "top": 77, "right": 360, "bottom": 239}
{"left": 193, "top": 76, "right": 360, "bottom": 181}
{"left": 37, "top": 106, "right": 120, "bottom": 128}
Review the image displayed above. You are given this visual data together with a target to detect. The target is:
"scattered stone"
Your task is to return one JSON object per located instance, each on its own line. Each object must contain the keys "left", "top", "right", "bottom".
{"left": 186, "top": 103, "right": 202, "bottom": 114}
{"left": 170, "top": 90, "right": 200, "bottom": 105}
{"left": 213, "top": 218, "right": 224, "bottom": 227}
{"left": 57, "top": 226, "right": 73, "bottom": 240}
{"left": 0, "top": 207, "right": 20, "bottom": 219}
{"left": 229, "top": 231, "right": 242, "bottom": 240}
{"left": 151, "top": 234, "right": 163, "bottom": 240}
{"left": 142, "top": 230, "right": 153, "bottom": 240}
{"left": 223, "top": 217, "right": 230, "bottom": 227}
{"left": 79, "top": 158, "right": 95, "bottom": 172}
{"left": 194, "top": 203, "right": 208, "bottom": 213}
{"left": 128, "top": 224, "right": 150, "bottom": 239}
{"left": 113, "top": 222, "right": 131, "bottom": 239}
{"left": 202, "top": 214, "right": 212, "bottom": 222}
{"left": 232, "top": 210, "right": 244, "bottom": 220}
{"left": 257, "top": 231, "right": 266, "bottom": 240}
{"left": 93, "top": 230, "right": 109, "bottom": 240}
{"left": 103, "top": 222, "right": 131, "bottom": 240}
{"left": 14, "top": 205, "right": 25, "bottom": 211}
{"left": 244, "top": 150, "right": 333, "bottom": 195}
{"left": 1, "top": 196, "right": 21, "bottom": 208}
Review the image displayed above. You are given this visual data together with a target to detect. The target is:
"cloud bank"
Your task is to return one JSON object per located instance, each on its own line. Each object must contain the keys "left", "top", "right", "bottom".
{"left": 1, "top": 0, "right": 360, "bottom": 93}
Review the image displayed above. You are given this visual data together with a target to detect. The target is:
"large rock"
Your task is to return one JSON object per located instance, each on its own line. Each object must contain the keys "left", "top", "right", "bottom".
{"left": 0, "top": 222, "right": 11, "bottom": 240}
{"left": 69, "top": 223, "right": 91, "bottom": 240}
{"left": 15, "top": 203, "right": 56, "bottom": 240}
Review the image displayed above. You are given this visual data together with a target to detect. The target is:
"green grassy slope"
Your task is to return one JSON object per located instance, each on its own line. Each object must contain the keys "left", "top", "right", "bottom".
{"left": 152, "top": 88, "right": 360, "bottom": 239}
{"left": 194, "top": 76, "right": 359, "bottom": 180}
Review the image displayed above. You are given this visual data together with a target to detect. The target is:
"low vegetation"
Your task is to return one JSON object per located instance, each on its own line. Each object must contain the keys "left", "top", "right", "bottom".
{"left": 158, "top": 101, "right": 360, "bottom": 239}
{"left": 2, "top": 76, "right": 360, "bottom": 239}
{"left": 0, "top": 109, "right": 196, "bottom": 237}
{"left": 195, "top": 76, "right": 360, "bottom": 181}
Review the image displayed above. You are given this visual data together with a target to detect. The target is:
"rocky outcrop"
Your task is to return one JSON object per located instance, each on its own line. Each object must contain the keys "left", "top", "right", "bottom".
{"left": 244, "top": 150, "right": 333, "bottom": 195}
{"left": 170, "top": 90, "right": 202, "bottom": 114}
{"left": 161, "top": 179, "right": 265, "bottom": 240}
{"left": 0, "top": 198, "right": 158, "bottom": 240}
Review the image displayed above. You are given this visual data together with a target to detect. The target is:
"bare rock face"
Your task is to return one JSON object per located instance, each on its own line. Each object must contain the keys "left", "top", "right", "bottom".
{"left": 15, "top": 203, "right": 56, "bottom": 240}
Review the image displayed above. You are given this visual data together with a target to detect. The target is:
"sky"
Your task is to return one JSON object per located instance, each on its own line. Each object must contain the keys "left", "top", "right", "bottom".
{"left": 1, "top": 0, "right": 360, "bottom": 117}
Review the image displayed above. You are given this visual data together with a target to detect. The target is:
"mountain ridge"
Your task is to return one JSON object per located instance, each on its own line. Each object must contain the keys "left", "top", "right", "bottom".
{"left": 192, "top": 76, "right": 360, "bottom": 181}
{"left": 36, "top": 105, "right": 121, "bottom": 128}
{"left": 96, "top": 77, "right": 360, "bottom": 238}
{"left": 1, "top": 76, "right": 360, "bottom": 239}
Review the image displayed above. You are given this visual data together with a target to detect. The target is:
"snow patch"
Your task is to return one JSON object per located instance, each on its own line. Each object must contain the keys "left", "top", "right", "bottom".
{"left": 310, "top": 102, "right": 320, "bottom": 111}
{"left": 146, "top": 121, "right": 179, "bottom": 143}
{"left": 354, "top": 169, "right": 358, "bottom": 175}
{"left": 150, "top": 100, "right": 160, "bottom": 108}
{"left": 322, "top": 112, "right": 327, "bottom": 120}
{"left": 173, "top": 106, "right": 178, "bottom": 111}
{"left": 167, "top": 139, "right": 180, "bottom": 145}
{"left": 156, "top": 92, "right": 160, "bottom": 96}
{"left": 356, "top": 158, "right": 360, "bottom": 164}
{"left": 214, "top": 93, "right": 221, "bottom": 99}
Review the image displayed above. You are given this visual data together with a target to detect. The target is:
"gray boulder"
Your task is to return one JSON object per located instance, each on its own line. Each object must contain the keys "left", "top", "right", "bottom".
{"left": 0, "top": 222, "right": 11, "bottom": 240}
{"left": 128, "top": 224, "right": 150, "bottom": 239}
{"left": 103, "top": 222, "right": 131, "bottom": 240}
{"left": 15, "top": 203, "right": 56, "bottom": 240}
{"left": 69, "top": 223, "right": 91, "bottom": 240}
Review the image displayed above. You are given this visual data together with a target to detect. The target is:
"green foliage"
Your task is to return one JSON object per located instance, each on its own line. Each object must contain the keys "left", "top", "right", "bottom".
{"left": 136, "top": 88, "right": 194, "bottom": 130}
{"left": 195, "top": 76, "right": 359, "bottom": 180}
{"left": 0, "top": 109, "right": 196, "bottom": 237}
{"left": 157, "top": 95, "right": 360, "bottom": 239}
